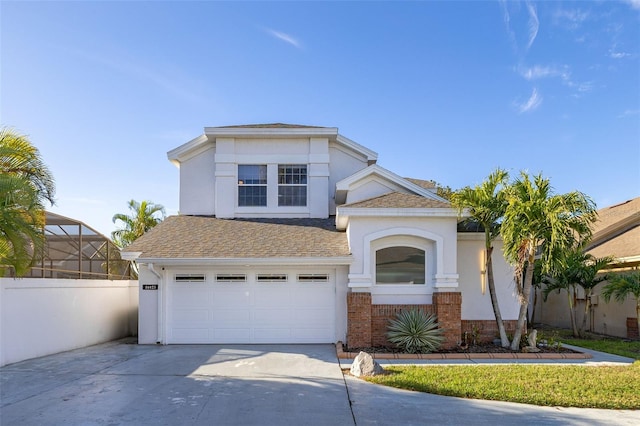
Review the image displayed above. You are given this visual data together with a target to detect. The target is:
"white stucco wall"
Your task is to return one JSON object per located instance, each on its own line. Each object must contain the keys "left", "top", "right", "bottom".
{"left": 0, "top": 278, "right": 138, "bottom": 366}
{"left": 179, "top": 146, "right": 216, "bottom": 215}
{"left": 346, "top": 216, "right": 459, "bottom": 304}
{"left": 456, "top": 236, "right": 519, "bottom": 321}
{"left": 328, "top": 145, "right": 369, "bottom": 214}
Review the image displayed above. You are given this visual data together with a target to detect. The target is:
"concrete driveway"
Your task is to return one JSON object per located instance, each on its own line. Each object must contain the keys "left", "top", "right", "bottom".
{"left": 2, "top": 339, "right": 638, "bottom": 425}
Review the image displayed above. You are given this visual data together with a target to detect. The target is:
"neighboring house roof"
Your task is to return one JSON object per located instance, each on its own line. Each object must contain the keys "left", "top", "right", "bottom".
{"left": 586, "top": 197, "right": 640, "bottom": 267}
{"left": 124, "top": 216, "right": 350, "bottom": 262}
{"left": 404, "top": 178, "right": 437, "bottom": 190}
{"left": 341, "top": 192, "right": 450, "bottom": 209}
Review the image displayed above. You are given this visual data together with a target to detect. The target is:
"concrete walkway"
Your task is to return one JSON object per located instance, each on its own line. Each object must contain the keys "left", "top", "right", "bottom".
{"left": 1, "top": 339, "right": 638, "bottom": 425}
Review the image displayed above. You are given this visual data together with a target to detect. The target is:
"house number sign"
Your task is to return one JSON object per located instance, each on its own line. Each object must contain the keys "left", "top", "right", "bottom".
{"left": 142, "top": 284, "right": 159, "bottom": 290}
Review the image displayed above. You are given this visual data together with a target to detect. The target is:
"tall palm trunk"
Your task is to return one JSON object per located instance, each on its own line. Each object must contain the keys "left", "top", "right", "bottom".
{"left": 567, "top": 287, "right": 579, "bottom": 337}
{"left": 486, "top": 245, "right": 510, "bottom": 347}
{"left": 580, "top": 289, "right": 593, "bottom": 335}
{"left": 510, "top": 253, "right": 534, "bottom": 350}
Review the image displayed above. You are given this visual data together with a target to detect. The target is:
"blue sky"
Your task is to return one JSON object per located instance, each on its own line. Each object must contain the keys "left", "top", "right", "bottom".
{"left": 2, "top": 0, "right": 639, "bottom": 237}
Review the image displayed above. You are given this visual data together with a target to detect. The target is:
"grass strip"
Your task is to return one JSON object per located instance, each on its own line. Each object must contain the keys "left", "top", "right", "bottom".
{"left": 365, "top": 362, "right": 640, "bottom": 409}
{"left": 562, "top": 338, "right": 640, "bottom": 360}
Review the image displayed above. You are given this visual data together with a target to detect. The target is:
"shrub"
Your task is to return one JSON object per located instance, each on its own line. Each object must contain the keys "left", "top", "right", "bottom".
{"left": 387, "top": 309, "right": 444, "bottom": 353}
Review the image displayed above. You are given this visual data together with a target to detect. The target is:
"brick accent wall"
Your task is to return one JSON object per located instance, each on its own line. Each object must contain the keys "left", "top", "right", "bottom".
{"left": 627, "top": 317, "right": 639, "bottom": 339}
{"left": 345, "top": 291, "right": 462, "bottom": 350}
{"left": 346, "top": 293, "right": 372, "bottom": 348}
{"left": 461, "top": 320, "right": 519, "bottom": 344}
{"left": 433, "top": 292, "right": 462, "bottom": 349}
{"left": 371, "top": 304, "right": 435, "bottom": 347}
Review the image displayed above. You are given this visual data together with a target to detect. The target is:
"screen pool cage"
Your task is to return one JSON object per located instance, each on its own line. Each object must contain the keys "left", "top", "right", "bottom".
{"left": 22, "top": 212, "right": 134, "bottom": 280}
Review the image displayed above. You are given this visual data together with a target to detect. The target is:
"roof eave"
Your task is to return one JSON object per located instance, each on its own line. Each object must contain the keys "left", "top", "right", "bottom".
{"left": 135, "top": 256, "right": 353, "bottom": 266}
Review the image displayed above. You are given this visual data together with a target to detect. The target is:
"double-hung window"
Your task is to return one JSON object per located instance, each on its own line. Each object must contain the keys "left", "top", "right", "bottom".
{"left": 238, "top": 165, "right": 267, "bottom": 207}
{"left": 278, "top": 165, "right": 307, "bottom": 206}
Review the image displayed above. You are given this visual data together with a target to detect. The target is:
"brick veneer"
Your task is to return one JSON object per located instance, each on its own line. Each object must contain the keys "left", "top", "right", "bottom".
{"left": 627, "top": 317, "right": 639, "bottom": 339}
{"left": 371, "top": 304, "right": 435, "bottom": 347}
{"left": 461, "top": 320, "right": 519, "bottom": 344}
{"left": 346, "top": 293, "right": 372, "bottom": 348}
{"left": 433, "top": 292, "right": 462, "bottom": 349}
{"left": 346, "top": 291, "right": 462, "bottom": 350}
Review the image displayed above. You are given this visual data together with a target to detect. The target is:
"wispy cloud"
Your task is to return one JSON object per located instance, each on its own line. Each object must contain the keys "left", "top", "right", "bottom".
{"left": 618, "top": 109, "right": 640, "bottom": 118}
{"left": 553, "top": 8, "right": 590, "bottom": 30}
{"left": 519, "top": 65, "right": 570, "bottom": 81}
{"left": 499, "top": 0, "right": 517, "bottom": 51}
{"left": 609, "top": 45, "right": 632, "bottom": 59}
{"left": 624, "top": 0, "right": 640, "bottom": 10}
{"left": 526, "top": 1, "right": 539, "bottom": 50}
{"left": 62, "top": 46, "right": 205, "bottom": 104}
{"left": 264, "top": 28, "right": 303, "bottom": 49}
{"left": 515, "top": 88, "right": 543, "bottom": 113}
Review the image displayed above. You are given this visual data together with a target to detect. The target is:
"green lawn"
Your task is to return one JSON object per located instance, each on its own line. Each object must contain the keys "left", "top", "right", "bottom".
{"left": 562, "top": 337, "right": 640, "bottom": 360}
{"left": 365, "top": 362, "right": 640, "bottom": 409}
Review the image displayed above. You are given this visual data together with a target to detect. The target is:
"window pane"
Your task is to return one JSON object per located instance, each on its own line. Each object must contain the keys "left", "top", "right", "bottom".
{"left": 238, "top": 165, "right": 267, "bottom": 185}
{"left": 239, "top": 185, "right": 267, "bottom": 206}
{"left": 376, "top": 246, "right": 425, "bottom": 284}
{"left": 278, "top": 186, "right": 307, "bottom": 206}
{"left": 278, "top": 165, "right": 307, "bottom": 185}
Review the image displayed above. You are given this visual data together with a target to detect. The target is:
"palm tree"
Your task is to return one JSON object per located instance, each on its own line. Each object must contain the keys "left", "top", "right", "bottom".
{"left": 501, "top": 172, "right": 596, "bottom": 350}
{"left": 602, "top": 270, "right": 640, "bottom": 339}
{"left": 0, "top": 128, "right": 55, "bottom": 276}
{"left": 111, "top": 199, "right": 165, "bottom": 248}
{"left": 575, "top": 254, "right": 612, "bottom": 335}
{"left": 451, "top": 169, "right": 511, "bottom": 347}
{"left": 542, "top": 247, "right": 585, "bottom": 337}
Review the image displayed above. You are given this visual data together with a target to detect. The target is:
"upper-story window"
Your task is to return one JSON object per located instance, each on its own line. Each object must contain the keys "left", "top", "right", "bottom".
{"left": 238, "top": 165, "right": 267, "bottom": 206}
{"left": 278, "top": 165, "right": 307, "bottom": 206}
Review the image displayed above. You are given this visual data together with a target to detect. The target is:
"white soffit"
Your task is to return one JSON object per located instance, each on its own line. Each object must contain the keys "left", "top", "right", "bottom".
{"left": 167, "top": 134, "right": 210, "bottom": 166}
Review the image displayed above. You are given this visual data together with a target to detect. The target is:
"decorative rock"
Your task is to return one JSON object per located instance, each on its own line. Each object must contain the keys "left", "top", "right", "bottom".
{"left": 522, "top": 329, "right": 541, "bottom": 353}
{"left": 350, "top": 351, "right": 384, "bottom": 377}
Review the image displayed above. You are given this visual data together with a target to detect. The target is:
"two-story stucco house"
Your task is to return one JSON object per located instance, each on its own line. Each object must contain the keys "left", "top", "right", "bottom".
{"left": 124, "top": 124, "right": 519, "bottom": 348}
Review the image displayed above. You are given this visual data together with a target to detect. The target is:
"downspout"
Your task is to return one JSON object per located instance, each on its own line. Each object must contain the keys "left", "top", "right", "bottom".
{"left": 147, "top": 263, "right": 163, "bottom": 344}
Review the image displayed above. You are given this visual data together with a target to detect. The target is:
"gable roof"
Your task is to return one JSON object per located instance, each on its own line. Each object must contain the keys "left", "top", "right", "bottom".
{"left": 123, "top": 216, "right": 351, "bottom": 264}
{"left": 341, "top": 192, "right": 450, "bottom": 209}
{"left": 167, "top": 123, "right": 377, "bottom": 166}
{"left": 586, "top": 197, "right": 640, "bottom": 265}
{"left": 335, "top": 164, "right": 448, "bottom": 205}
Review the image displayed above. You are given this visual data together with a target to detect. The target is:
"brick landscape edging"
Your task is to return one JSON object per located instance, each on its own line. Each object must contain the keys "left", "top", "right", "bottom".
{"left": 335, "top": 342, "right": 592, "bottom": 360}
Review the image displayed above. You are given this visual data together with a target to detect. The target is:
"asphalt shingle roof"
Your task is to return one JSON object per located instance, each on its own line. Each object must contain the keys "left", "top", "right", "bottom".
{"left": 587, "top": 197, "right": 640, "bottom": 260}
{"left": 125, "top": 216, "right": 350, "bottom": 260}
{"left": 404, "top": 178, "right": 437, "bottom": 190}
{"left": 341, "top": 192, "right": 451, "bottom": 209}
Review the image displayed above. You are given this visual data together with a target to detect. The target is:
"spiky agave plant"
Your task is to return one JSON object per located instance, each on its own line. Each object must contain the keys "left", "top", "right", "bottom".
{"left": 387, "top": 309, "right": 444, "bottom": 353}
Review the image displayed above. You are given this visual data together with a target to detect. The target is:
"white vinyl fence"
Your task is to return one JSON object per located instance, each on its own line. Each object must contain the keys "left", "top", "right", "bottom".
{"left": 0, "top": 278, "right": 138, "bottom": 366}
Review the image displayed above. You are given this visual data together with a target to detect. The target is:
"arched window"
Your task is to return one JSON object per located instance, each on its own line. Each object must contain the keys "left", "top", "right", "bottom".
{"left": 375, "top": 246, "right": 425, "bottom": 284}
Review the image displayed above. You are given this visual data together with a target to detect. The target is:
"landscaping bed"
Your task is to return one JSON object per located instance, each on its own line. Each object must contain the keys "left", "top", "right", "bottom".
{"left": 337, "top": 342, "right": 590, "bottom": 360}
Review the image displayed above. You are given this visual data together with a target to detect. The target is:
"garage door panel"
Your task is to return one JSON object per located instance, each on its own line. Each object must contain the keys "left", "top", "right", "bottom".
{"left": 173, "top": 308, "right": 210, "bottom": 322}
{"left": 254, "top": 287, "right": 290, "bottom": 306}
{"left": 214, "top": 328, "right": 251, "bottom": 342}
{"left": 254, "top": 308, "right": 293, "bottom": 326}
{"left": 168, "top": 271, "right": 335, "bottom": 344}
{"left": 213, "top": 309, "right": 251, "bottom": 326}
{"left": 172, "top": 287, "right": 212, "bottom": 307}
{"left": 171, "top": 328, "right": 209, "bottom": 342}
{"left": 213, "top": 288, "right": 250, "bottom": 306}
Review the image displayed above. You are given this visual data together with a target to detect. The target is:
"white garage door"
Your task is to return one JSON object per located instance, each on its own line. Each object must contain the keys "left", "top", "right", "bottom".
{"left": 167, "top": 271, "right": 336, "bottom": 344}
